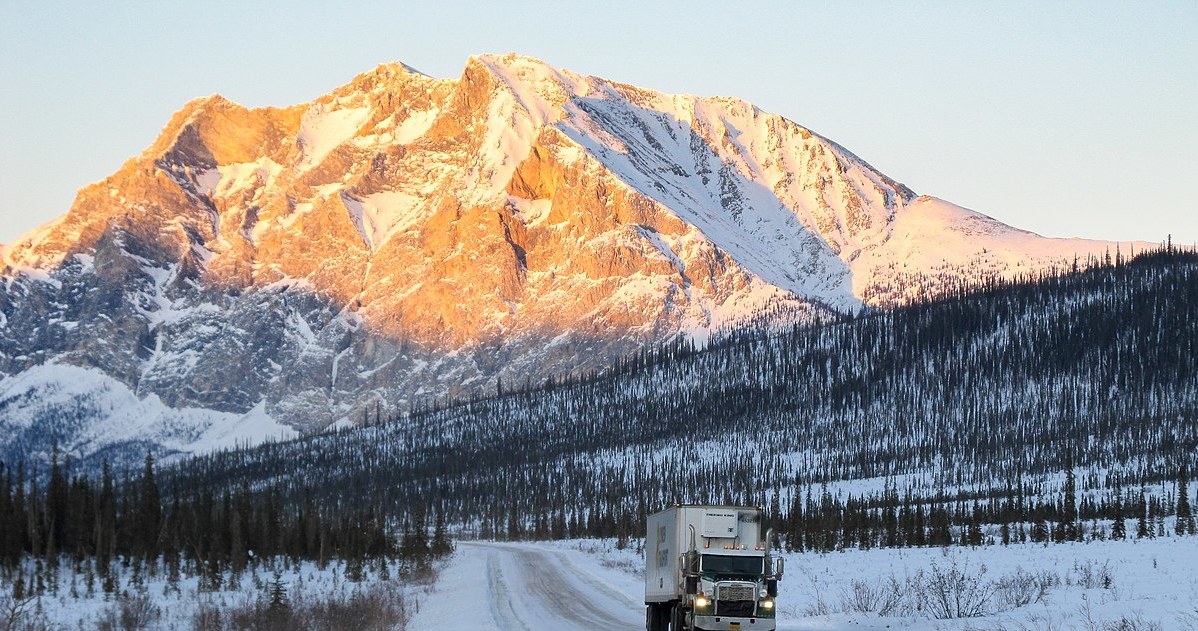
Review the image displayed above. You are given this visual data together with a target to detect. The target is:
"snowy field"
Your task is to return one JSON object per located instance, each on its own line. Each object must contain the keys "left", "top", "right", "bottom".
{"left": 517, "top": 537, "right": 1198, "bottom": 631}
{"left": 9, "top": 537, "right": 1198, "bottom": 629}
{"left": 776, "top": 539, "right": 1198, "bottom": 630}
{"left": 0, "top": 558, "right": 425, "bottom": 630}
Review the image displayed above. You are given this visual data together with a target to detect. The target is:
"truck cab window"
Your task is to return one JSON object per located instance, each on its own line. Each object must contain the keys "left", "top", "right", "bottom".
{"left": 700, "top": 555, "right": 764, "bottom": 575}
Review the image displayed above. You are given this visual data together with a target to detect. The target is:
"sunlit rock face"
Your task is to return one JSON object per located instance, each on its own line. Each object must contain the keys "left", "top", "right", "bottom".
{"left": 0, "top": 54, "right": 1132, "bottom": 460}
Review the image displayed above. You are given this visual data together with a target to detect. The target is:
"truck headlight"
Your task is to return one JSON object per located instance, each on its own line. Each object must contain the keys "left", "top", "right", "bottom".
{"left": 694, "top": 596, "right": 710, "bottom": 608}
{"left": 760, "top": 599, "right": 775, "bottom": 610}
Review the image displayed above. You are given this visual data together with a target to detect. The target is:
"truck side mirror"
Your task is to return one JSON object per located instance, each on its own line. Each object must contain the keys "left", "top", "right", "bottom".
{"left": 766, "top": 579, "right": 778, "bottom": 597}
{"left": 776, "top": 558, "right": 784, "bottom": 580}
{"left": 685, "top": 576, "right": 699, "bottom": 595}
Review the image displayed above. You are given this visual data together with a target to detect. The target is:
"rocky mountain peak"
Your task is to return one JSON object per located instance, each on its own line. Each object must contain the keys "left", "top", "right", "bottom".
{"left": 0, "top": 54, "right": 1146, "bottom": 463}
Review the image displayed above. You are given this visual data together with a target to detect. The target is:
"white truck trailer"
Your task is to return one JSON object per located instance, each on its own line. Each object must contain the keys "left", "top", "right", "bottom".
{"left": 645, "top": 505, "right": 783, "bottom": 631}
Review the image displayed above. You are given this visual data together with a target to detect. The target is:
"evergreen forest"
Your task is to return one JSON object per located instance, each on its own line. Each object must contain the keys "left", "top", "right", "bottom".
{"left": 162, "top": 247, "right": 1198, "bottom": 548}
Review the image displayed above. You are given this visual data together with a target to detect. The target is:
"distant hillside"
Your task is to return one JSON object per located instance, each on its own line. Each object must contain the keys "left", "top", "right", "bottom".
{"left": 163, "top": 248, "right": 1198, "bottom": 535}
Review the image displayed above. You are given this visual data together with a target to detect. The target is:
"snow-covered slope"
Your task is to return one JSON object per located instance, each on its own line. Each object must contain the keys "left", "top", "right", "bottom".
{"left": 0, "top": 363, "right": 295, "bottom": 467}
{"left": 0, "top": 53, "right": 1146, "bottom": 464}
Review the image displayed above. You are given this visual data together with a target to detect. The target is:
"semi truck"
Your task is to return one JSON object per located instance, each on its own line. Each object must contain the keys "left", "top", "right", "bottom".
{"left": 645, "top": 505, "right": 783, "bottom": 631}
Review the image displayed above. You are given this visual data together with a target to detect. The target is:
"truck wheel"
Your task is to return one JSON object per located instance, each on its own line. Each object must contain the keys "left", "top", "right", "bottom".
{"left": 646, "top": 605, "right": 661, "bottom": 631}
{"left": 670, "top": 603, "right": 686, "bottom": 631}
{"left": 662, "top": 604, "right": 675, "bottom": 630}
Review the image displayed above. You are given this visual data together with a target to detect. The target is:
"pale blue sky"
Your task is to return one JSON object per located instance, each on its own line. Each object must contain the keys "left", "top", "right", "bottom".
{"left": 2, "top": 1, "right": 1195, "bottom": 245}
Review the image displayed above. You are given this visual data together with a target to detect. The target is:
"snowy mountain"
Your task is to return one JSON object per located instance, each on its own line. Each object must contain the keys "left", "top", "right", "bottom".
{"left": 0, "top": 53, "right": 1143, "bottom": 463}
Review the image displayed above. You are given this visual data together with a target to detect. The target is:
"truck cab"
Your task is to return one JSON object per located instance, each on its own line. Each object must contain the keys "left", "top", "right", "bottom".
{"left": 645, "top": 505, "right": 783, "bottom": 631}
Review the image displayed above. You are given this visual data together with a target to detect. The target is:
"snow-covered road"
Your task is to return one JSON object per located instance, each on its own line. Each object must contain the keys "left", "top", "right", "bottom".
{"left": 409, "top": 541, "right": 645, "bottom": 630}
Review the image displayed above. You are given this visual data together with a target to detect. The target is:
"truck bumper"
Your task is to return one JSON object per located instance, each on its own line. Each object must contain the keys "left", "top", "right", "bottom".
{"left": 693, "top": 614, "right": 776, "bottom": 631}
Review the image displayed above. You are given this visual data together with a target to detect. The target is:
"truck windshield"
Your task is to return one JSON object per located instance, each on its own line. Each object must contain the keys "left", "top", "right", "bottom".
{"left": 701, "top": 555, "right": 763, "bottom": 575}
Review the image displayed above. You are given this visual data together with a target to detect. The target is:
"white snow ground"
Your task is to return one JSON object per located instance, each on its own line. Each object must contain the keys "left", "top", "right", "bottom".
{"left": 6, "top": 557, "right": 423, "bottom": 629}
{"left": 414, "top": 537, "right": 1198, "bottom": 631}
{"left": 13, "top": 536, "right": 1198, "bottom": 629}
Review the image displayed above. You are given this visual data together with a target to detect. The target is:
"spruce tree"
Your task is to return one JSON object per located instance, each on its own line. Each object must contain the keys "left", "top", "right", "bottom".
{"left": 968, "top": 517, "right": 983, "bottom": 547}
{"left": 506, "top": 507, "right": 522, "bottom": 542}
{"left": 1062, "top": 468, "right": 1079, "bottom": 541}
{"left": 912, "top": 504, "right": 927, "bottom": 547}
{"left": 1136, "top": 493, "right": 1150, "bottom": 539}
{"left": 96, "top": 462, "right": 116, "bottom": 578}
{"left": 230, "top": 516, "right": 246, "bottom": 577}
{"left": 1111, "top": 488, "right": 1126, "bottom": 540}
{"left": 432, "top": 508, "right": 453, "bottom": 556}
{"left": 0, "top": 466, "right": 12, "bottom": 567}
{"left": 1031, "top": 500, "right": 1049, "bottom": 544}
{"left": 13, "top": 463, "right": 26, "bottom": 564}
{"left": 882, "top": 484, "right": 899, "bottom": 548}
{"left": 1176, "top": 466, "right": 1195, "bottom": 536}
{"left": 268, "top": 569, "right": 289, "bottom": 618}
{"left": 46, "top": 443, "right": 68, "bottom": 556}
{"left": 137, "top": 452, "right": 161, "bottom": 561}
{"left": 929, "top": 506, "right": 952, "bottom": 546}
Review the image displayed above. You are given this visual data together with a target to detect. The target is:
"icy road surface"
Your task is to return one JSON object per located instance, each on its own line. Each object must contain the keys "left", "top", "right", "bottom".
{"left": 409, "top": 541, "right": 644, "bottom": 630}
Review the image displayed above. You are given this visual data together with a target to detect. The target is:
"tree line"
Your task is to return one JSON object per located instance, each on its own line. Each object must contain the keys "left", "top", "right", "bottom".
{"left": 0, "top": 445, "right": 451, "bottom": 600}
{"left": 775, "top": 465, "right": 1197, "bottom": 553}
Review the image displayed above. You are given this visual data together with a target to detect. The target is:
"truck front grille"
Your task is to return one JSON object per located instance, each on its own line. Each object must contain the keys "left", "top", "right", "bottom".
{"left": 716, "top": 600, "right": 755, "bottom": 617}
{"left": 718, "top": 585, "right": 755, "bottom": 601}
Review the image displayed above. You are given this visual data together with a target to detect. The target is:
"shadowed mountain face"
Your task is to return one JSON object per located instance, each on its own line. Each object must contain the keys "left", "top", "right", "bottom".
{"left": 0, "top": 54, "right": 1136, "bottom": 463}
